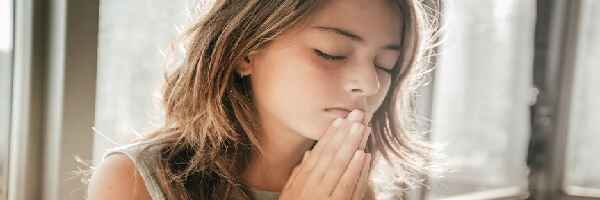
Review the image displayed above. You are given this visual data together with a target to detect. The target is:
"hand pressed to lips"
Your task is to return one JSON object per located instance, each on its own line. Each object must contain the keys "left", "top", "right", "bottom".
{"left": 279, "top": 109, "right": 372, "bottom": 200}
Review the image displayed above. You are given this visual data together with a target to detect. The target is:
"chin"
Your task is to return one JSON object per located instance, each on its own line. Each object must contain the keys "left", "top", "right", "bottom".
{"left": 288, "top": 122, "right": 324, "bottom": 141}
{"left": 286, "top": 113, "right": 338, "bottom": 141}
{"left": 298, "top": 127, "right": 321, "bottom": 140}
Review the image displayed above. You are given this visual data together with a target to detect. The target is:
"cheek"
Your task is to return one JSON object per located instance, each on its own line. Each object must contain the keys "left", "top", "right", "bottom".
{"left": 253, "top": 49, "right": 331, "bottom": 104}
{"left": 250, "top": 47, "right": 335, "bottom": 139}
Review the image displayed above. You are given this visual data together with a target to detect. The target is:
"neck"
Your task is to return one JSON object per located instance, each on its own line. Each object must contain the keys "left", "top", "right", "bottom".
{"left": 241, "top": 119, "right": 315, "bottom": 192}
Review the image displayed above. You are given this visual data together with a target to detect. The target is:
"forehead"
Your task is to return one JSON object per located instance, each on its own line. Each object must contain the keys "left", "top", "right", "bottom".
{"left": 304, "top": 0, "right": 403, "bottom": 44}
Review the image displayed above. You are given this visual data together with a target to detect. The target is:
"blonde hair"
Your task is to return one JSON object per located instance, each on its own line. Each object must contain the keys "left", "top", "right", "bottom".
{"left": 138, "top": 0, "right": 441, "bottom": 199}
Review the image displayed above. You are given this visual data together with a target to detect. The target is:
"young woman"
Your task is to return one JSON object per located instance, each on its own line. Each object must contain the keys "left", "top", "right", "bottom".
{"left": 87, "top": 0, "right": 439, "bottom": 199}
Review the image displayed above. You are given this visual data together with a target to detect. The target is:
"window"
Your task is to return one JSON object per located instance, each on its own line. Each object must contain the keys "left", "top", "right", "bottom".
{"left": 93, "top": 1, "right": 600, "bottom": 200}
{"left": 0, "top": 0, "right": 13, "bottom": 198}
{"left": 428, "top": 1, "right": 534, "bottom": 199}
{"left": 564, "top": 0, "right": 600, "bottom": 197}
{"left": 93, "top": 0, "right": 193, "bottom": 163}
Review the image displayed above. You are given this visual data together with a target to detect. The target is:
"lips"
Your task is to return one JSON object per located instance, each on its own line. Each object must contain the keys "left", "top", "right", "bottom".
{"left": 324, "top": 107, "right": 354, "bottom": 118}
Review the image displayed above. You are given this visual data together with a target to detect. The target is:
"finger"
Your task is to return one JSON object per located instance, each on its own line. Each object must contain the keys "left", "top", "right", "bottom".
{"left": 359, "top": 126, "right": 371, "bottom": 151}
{"left": 318, "top": 123, "right": 365, "bottom": 194}
{"left": 305, "top": 110, "right": 364, "bottom": 190}
{"left": 313, "top": 109, "right": 363, "bottom": 168}
{"left": 352, "top": 153, "right": 372, "bottom": 200}
{"left": 362, "top": 112, "right": 372, "bottom": 125}
{"left": 329, "top": 151, "right": 366, "bottom": 199}
{"left": 313, "top": 109, "right": 362, "bottom": 156}
{"left": 294, "top": 151, "right": 310, "bottom": 179}
{"left": 286, "top": 151, "right": 310, "bottom": 189}
{"left": 348, "top": 110, "right": 364, "bottom": 123}
{"left": 310, "top": 118, "right": 343, "bottom": 164}
{"left": 303, "top": 119, "right": 353, "bottom": 187}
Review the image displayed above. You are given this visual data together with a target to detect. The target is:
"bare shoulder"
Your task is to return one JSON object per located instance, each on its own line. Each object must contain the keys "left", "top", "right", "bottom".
{"left": 87, "top": 153, "right": 152, "bottom": 200}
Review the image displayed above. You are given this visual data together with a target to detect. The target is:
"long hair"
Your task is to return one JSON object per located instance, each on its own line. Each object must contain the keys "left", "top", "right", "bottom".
{"left": 139, "top": 0, "right": 441, "bottom": 199}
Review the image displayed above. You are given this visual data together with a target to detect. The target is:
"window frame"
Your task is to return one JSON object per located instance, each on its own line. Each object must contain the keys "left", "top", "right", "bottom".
{"left": 527, "top": 0, "right": 600, "bottom": 199}
{"left": 8, "top": 0, "right": 99, "bottom": 200}
{"left": 8, "top": 0, "right": 45, "bottom": 199}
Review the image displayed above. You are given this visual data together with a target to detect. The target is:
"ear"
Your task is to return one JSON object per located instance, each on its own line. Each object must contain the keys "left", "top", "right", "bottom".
{"left": 236, "top": 54, "right": 254, "bottom": 77}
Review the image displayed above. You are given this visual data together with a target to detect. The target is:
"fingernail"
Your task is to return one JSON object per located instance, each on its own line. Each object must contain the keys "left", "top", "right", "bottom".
{"left": 332, "top": 118, "right": 343, "bottom": 127}
{"left": 350, "top": 123, "right": 364, "bottom": 135}
{"left": 347, "top": 109, "right": 364, "bottom": 121}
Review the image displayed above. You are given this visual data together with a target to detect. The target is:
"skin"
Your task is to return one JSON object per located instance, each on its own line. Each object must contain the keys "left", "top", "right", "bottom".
{"left": 240, "top": 0, "right": 402, "bottom": 196}
{"left": 87, "top": 0, "right": 402, "bottom": 199}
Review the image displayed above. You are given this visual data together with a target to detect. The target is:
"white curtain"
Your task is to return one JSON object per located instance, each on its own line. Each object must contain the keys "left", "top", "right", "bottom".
{"left": 429, "top": 0, "right": 535, "bottom": 198}
{"left": 94, "top": 0, "right": 195, "bottom": 163}
{"left": 564, "top": 0, "right": 600, "bottom": 193}
{"left": 0, "top": 0, "right": 13, "bottom": 197}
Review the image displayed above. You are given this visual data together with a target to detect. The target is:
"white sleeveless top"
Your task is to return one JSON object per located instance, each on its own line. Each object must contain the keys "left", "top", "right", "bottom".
{"left": 102, "top": 141, "right": 281, "bottom": 200}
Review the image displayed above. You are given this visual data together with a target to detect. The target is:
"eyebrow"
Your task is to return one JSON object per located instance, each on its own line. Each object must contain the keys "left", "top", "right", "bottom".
{"left": 312, "top": 26, "right": 401, "bottom": 51}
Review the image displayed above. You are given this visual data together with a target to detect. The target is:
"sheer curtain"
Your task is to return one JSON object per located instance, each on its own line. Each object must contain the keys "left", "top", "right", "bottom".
{"left": 0, "top": 0, "right": 13, "bottom": 198}
{"left": 94, "top": 0, "right": 195, "bottom": 163}
{"left": 564, "top": 0, "right": 600, "bottom": 195}
{"left": 428, "top": 0, "right": 535, "bottom": 198}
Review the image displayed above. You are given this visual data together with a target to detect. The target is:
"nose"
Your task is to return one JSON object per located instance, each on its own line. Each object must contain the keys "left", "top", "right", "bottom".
{"left": 343, "top": 61, "right": 381, "bottom": 97}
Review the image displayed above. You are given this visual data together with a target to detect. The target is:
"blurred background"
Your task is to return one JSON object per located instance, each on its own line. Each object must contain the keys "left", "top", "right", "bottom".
{"left": 0, "top": 0, "right": 598, "bottom": 200}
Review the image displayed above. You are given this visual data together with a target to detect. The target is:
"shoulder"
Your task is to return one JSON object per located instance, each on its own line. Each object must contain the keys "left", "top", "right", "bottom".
{"left": 87, "top": 153, "right": 152, "bottom": 200}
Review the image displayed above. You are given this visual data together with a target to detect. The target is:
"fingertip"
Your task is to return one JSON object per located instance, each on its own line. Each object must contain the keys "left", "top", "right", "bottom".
{"left": 347, "top": 109, "right": 364, "bottom": 122}
{"left": 332, "top": 118, "right": 344, "bottom": 127}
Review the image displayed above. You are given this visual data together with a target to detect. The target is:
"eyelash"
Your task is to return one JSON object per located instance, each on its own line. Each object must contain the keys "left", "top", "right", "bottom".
{"left": 313, "top": 49, "right": 394, "bottom": 74}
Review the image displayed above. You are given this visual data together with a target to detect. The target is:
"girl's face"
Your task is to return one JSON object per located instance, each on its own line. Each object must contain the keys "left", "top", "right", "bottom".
{"left": 242, "top": 0, "right": 402, "bottom": 140}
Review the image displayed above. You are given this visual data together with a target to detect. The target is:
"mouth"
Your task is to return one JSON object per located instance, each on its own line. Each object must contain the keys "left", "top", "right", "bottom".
{"left": 324, "top": 107, "right": 354, "bottom": 118}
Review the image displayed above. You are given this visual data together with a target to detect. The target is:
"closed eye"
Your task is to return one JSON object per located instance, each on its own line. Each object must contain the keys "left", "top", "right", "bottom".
{"left": 313, "top": 49, "right": 346, "bottom": 60}
{"left": 314, "top": 49, "right": 394, "bottom": 74}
